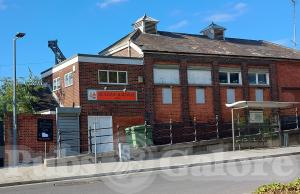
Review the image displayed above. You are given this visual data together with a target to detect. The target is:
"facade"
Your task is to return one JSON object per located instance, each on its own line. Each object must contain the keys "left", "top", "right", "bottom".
{"left": 41, "top": 15, "right": 300, "bottom": 152}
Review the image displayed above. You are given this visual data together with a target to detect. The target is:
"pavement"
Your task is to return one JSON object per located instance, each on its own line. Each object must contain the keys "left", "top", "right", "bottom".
{"left": 0, "top": 146, "right": 299, "bottom": 188}
{"left": 1, "top": 154, "right": 299, "bottom": 194}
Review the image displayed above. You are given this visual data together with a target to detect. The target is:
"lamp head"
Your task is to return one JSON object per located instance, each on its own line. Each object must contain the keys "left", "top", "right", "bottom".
{"left": 15, "top": 32, "right": 25, "bottom": 39}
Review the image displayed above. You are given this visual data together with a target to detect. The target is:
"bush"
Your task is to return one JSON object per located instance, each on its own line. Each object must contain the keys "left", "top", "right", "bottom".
{"left": 254, "top": 178, "right": 300, "bottom": 194}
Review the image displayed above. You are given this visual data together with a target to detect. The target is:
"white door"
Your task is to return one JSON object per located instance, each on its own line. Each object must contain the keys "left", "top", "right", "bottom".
{"left": 88, "top": 116, "right": 113, "bottom": 153}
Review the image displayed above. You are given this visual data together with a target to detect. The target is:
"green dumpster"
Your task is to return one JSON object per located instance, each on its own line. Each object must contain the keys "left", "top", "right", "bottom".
{"left": 125, "top": 125, "right": 153, "bottom": 148}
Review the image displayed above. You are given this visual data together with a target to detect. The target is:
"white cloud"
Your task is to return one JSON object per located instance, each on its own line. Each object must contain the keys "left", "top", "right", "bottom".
{"left": 168, "top": 20, "right": 189, "bottom": 31}
{"left": 0, "top": 0, "right": 8, "bottom": 11}
{"left": 204, "top": 2, "right": 247, "bottom": 22}
{"left": 234, "top": 2, "right": 247, "bottom": 14}
{"left": 96, "top": 0, "right": 127, "bottom": 9}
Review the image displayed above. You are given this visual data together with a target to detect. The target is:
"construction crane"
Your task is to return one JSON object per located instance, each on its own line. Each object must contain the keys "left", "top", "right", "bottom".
{"left": 48, "top": 40, "right": 66, "bottom": 65}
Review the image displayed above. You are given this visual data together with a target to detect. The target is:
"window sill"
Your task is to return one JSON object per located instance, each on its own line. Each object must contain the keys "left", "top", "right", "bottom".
{"left": 98, "top": 83, "right": 129, "bottom": 85}
{"left": 220, "top": 83, "right": 242, "bottom": 87}
{"left": 188, "top": 84, "right": 212, "bottom": 87}
{"left": 65, "top": 84, "right": 73, "bottom": 88}
{"left": 154, "top": 83, "right": 180, "bottom": 86}
{"left": 249, "top": 84, "right": 270, "bottom": 88}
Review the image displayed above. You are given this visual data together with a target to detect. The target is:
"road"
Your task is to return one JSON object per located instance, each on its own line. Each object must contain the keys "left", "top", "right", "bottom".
{"left": 0, "top": 154, "right": 299, "bottom": 194}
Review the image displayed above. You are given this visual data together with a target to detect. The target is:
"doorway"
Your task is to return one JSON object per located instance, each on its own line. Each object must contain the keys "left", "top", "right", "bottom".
{"left": 88, "top": 116, "right": 113, "bottom": 153}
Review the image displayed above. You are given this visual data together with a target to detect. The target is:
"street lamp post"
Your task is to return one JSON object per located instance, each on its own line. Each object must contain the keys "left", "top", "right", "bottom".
{"left": 12, "top": 32, "right": 25, "bottom": 167}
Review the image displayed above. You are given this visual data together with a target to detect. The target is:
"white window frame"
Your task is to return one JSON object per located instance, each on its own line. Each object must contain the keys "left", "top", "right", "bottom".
{"left": 162, "top": 88, "right": 172, "bottom": 104}
{"left": 196, "top": 88, "right": 205, "bottom": 104}
{"left": 187, "top": 69, "right": 212, "bottom": 85}
{"left": 219, "top": 71, "right": 242, "bottom": 85}
{"left": 249, "top": 72, "right": 269, "bottom": 86}
{"left": 153, "top": 68, "right": 180, "bottom": 85}
{"left": 249, "top": 111, "right": 264, "bottom": 123}
{"left": 53, "top": 77, "right": 61, "bottom": 91}
{"left": 64, "top": 72, "right": 73, "bottom": 87}
{"left": 98, "top": 70, "right": 128, "bottom": 85}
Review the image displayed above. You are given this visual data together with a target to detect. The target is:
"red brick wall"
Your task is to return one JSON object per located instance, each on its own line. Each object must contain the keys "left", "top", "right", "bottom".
{"left": 4, "top": 114, "right": 56, "bottom": 165}
{"left": 277, "top": 62, "right": 300, "bottom": 102}
{"left": 220, "top": 86, "right": 244, "bottom": 122}
{"left": 189, "top": 87, "right": 215, "bottom": 123}
{"left": 248, "top": 87, "right": 271, "bottom": 101}
{"left": 111, "top": 48, "right": 142, "bottom": 58}
{"left": 43, "top": 62, "right": 80, "bottom": 107}
{"left": 78, "top": 62, "right": 145, "bottom": 151}
{"left": 154, "top": 86, "right": 182, "bottom": 123}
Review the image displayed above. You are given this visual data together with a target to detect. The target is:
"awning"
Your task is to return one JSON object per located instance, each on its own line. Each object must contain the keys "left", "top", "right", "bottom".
{"left": 226, "top": 101, "right": 299, "bottom": 110}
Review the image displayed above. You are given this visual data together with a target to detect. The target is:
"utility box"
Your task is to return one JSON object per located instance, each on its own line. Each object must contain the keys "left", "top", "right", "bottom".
{"left": 125, "top": 125, "right": 153, "bottom": 148}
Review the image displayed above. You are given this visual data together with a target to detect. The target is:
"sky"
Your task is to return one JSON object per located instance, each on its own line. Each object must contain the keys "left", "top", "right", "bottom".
{"left": 0, "top": 0, "right": 298, "bottom": 79}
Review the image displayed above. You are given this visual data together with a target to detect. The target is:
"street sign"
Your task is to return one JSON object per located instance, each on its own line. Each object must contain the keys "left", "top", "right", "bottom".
{"left": 37, "top": 119, "right": 53, "bottom": 141}
{"left": 88, "top": 90, "right": 137, "bottom": 101}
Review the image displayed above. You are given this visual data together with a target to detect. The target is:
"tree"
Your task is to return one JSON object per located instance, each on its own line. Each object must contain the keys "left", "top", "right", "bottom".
{"left": 0, "top": 69, "right": 42, "bottom": 120}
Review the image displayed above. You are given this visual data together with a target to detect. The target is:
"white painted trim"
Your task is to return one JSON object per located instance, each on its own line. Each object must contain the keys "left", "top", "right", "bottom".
{"left": 130, "top": 42, "right": 143, "bottom": 55}
{"left": 38, "top": 110, "right": 56, "bottom": 115}
{"left": 105, "top": 42, "right": 143, "bottom": 56}
{"left": 41, "top": 55, "right": 143, "bottom": 78}
{"left": 42, "top": 57, "right": 78, "bottom": 78}
{"left": 78, "top": 56, "right": 143, "bottom": 65}
{"left": 106, "top": 43, "right": 129, "bottom": 55}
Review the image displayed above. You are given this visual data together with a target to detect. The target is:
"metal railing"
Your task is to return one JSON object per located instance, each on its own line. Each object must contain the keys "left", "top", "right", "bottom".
{"left": 54, "top": 115, "right": 300, "bottom": 161}
{"left": 151, "top": 118, "right": 233, "bottom": 146}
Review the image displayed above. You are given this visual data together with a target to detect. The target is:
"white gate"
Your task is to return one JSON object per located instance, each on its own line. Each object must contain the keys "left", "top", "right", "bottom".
{"left": 88, "top": 116, "right": 113, "bottom": 153}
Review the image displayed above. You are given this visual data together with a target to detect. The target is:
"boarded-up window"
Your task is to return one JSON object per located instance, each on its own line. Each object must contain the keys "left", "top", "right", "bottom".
{"left": 249, "top": 111, "right": 264, "bottom": 123}
{"left": 153, "top": 68, "right": 179, "bottom": 84}
{"left": 227, "top": 89, "right": 235, "bottom": 104}
{"left": 256, "top": 89, "right": 264, "bottom": 101}
{"left": 162, "top": 88, "right": 172, "bottom": 104}
{"left": 187, "top": 70, "right": 212, "bottom": 85}
{"left": 196, "top": 88, "right": 205, "bottom": 104}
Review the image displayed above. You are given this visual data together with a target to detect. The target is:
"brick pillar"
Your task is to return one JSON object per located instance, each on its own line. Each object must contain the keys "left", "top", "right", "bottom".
{"left": 269, "top": 63, "right": 279, "bottom": 101}
{"left": 241, "top": 62, "right": 250, "bottom": 126}
{"left": 144, "top": 56, "right": 155, "bottom": 125}
{"left": 180, "top": 59, "right": 190, "bottom": 126}
{"left": 241, "top": 62, "right": 249, "bottom": 100}
{"left": 212, "top": 61, "right": 221, "bottom": 122}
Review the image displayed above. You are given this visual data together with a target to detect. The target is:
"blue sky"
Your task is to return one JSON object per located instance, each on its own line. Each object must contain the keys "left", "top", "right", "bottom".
{"left": 0, "top": 0, "right": 298, "bottom": 79}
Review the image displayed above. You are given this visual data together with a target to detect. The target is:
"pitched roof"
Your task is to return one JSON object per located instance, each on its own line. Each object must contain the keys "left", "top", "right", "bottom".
{"left": 131, "top": 31, "right": 300, "bottom": 60}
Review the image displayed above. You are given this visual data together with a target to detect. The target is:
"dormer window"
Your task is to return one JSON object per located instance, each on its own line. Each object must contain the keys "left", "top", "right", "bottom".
{"left": 201, "top": 22, "right": 226, "bottom": 40}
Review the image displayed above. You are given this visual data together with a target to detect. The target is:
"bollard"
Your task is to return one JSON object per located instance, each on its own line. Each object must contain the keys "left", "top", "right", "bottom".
{"left": 89, "top": 127, "right": 92, "bottom": 154}
{"left": 216, "top": 114, "right": 219, "bottom": 139}
{"left": 144, "top": 121, "right": 147, "bottom": 147}
{"left": 169, "top": 118, "right": 173, "bottom": 145}
{"left": 193, "top": 116, "right": 197, "bottom": 142}
{"left": 94, "top": 123, "right": 97, "bottom": 164}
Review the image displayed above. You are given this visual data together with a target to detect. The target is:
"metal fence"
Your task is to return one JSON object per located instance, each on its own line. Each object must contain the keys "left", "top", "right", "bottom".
{"left": 151, "top": 118, "right": 234, "bottom": 145}
{"left": 54, "top": 114, "right": 300, "bottom": 160}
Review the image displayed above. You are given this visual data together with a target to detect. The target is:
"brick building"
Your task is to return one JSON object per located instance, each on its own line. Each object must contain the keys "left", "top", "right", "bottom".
{"left": 41, "top": 15, "right": 300, "bottom": 152}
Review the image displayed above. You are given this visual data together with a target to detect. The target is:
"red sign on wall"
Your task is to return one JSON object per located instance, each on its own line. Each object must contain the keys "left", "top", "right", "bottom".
{"left": 88, "top": 90, "right": 137, "bottom": 101}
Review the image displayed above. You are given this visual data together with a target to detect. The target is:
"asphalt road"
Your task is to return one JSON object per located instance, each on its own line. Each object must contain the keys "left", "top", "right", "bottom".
{"left": 0, "top": 154, "right": 299, "bottom": 194}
